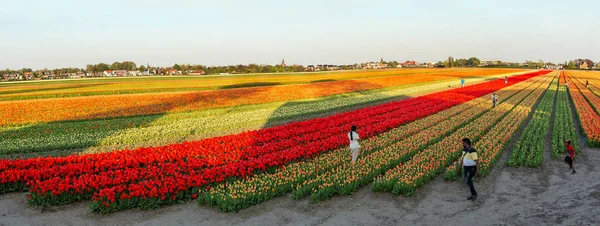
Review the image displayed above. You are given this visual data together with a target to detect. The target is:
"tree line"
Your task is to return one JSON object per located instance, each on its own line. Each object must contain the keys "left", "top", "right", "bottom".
{"left": 445, "top": 57, "right": 481, "bottom": 68}
{"left": 173, "top": 63, "right": 306, "bottom": 74}
{"left": 3, "top": 58, "right": 599, "bottom": 80}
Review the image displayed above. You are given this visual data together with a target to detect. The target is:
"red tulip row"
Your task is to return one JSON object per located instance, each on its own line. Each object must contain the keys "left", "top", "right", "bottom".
{"left": 0, "top": 71, "right": 547, "bottom": 213}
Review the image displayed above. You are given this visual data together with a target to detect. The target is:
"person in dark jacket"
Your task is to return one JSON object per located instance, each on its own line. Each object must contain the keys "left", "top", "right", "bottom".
{"left": 459, "top": 138, "right": 479, "bottom": 201}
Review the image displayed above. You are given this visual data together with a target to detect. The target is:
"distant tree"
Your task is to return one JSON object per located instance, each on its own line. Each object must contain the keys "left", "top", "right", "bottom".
{"left": 122, "top": 61, "right": 137, "bottom": 70}
{"left": 454, "top": 58, "right": 467, "bottom": 67}
{"left": 448, "top": 56, "right": 454, "bottom": 68}
{"left": 138, "top": 65, "right": 146, "bottom": 72}
{"left": 173, "top": 64, "right": 182, "bottom": 71}
{"left": 261, "top": 66, "right": 270, "bottom": 73}
{"left": 85, "top": 64, "right": 95, "bottom": 72}
{"left": 436, "top": 61, "right": 444, "bottom": 68}
{"left": 180, "top": 64, "right": 190, "bottom": 73}
{"left": 467, "top": 57, "right": 481, "bottom": 67}
{"left": 96, "top": 63, "right": 110, "bottom": 72}
{"left": 567, "top": 61, "right": 576, "bottom": 69}
{"left": 111, "top": 62, "right": 122, "bottom": 70}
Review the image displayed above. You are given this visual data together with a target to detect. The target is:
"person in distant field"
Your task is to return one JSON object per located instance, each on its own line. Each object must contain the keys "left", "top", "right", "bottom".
{"left": 494, "top": 94, "right": 499, "bottom": 107}
{"left": 459, "top": 138, "right": 479, "bottom": 201}
{"left": 564, "top": 140, "right": 576, "bottom": 174}
{"left": 505, "top": 75, "right": 508, "bottom": 84}
{"left": 348, "top": 125, "right": 360, "bottom": 162}
{"left": 566, "top": 81, "right": 569, "bottom": 90}
{"left": 461, "top": 78, "right": 465, "bottom": 88}
{"left": 586, "top": 80, "right": 589, "bottom": 89}
{"left": 491, "top": 93, "right": 498, "bottom": 108}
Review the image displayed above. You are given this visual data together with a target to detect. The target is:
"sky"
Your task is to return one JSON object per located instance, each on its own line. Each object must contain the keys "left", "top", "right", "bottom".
{"left": 1, "top": 0, "right": 599, "bottom": 70}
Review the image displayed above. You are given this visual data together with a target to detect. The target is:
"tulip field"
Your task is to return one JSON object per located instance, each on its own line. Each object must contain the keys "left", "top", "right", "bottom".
{"left": 5, "top": 68, "right": 600, "bottom": 214}
{"left": 0, "top": 68, "right": 526, "bottom": 157}
{"left": 565, "top": 71, "right": 600, "bottom": 147}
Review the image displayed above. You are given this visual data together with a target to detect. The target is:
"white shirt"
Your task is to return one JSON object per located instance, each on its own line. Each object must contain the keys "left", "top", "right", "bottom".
{"left": 348, "top": 131, "right": 360, "bottom": 149}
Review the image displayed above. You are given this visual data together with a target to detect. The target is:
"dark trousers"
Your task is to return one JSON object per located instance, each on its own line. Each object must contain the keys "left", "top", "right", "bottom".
{"left": 564, "top": 156, "right": 574, "bottom": 169}
{"left": 464, "top": 166, "right": 477, "bottom": 196}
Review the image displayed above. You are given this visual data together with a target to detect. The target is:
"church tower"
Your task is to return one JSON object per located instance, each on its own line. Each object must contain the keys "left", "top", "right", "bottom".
{"left": 281, "top": 59, "right": 286, "bottom": 68}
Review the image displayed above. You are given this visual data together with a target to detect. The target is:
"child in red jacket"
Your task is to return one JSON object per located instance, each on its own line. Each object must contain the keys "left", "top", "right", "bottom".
{"left": 564, "top": 140, "right": 576, "bottom": 174}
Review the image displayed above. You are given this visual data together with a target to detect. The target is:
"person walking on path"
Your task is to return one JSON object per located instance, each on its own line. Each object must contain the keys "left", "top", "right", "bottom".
{"left": 348, "top": 125, "right": 360, "bottom": 162}
{"left": 459, "top": 138, "right": 479, "bottom": 201}
{"left": 461, "top": 78, "right": 465, "bottom": 88}
{"left": 586, "top": 80, "right": 589, "bottom": 89}
{"left": 505, "top": 75, "right": 508, "bottom": 84}
{"left": 564, "top": 140, "right": 576, "bottom": 174}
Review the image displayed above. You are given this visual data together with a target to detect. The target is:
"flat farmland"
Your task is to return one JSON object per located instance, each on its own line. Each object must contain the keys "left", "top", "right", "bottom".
{"left": 2, "top": 68, "right": 599, "bottom": 226}
{"left": 0, "top": 68, "right": 524, "bottom": 101}
{"left": 0, "top": 68, "right": 527, "bottom": 156}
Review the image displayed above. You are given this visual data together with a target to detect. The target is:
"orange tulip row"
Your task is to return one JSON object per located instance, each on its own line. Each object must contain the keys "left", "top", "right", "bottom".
{"left": 566, "top": 71, "right": 600, "bottom": 147}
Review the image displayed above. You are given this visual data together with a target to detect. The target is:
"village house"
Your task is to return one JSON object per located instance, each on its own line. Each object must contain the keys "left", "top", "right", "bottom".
{"left": 574, "top": 59, "right": 595, "bottom": 69}
{"left": 324, "top": 65, "right": 340, "bottom": 70}
{"left": 103, "top": 70, "right": 114, "bottom": 77}
{"left": 400, "top": 61, "right": 418, "bottom": 68}
{"left": 67, "top": 73, "right": 80, "bottom": 79}
{"left": 41, "top": 71, "right": 54, "bottom": 79}
{"left": 480, "top": 60, "right": 500, "bottom": 66}
{"left": 127, "top": 70, "right": 139, "bottom": 76}
{"left": 167, "top": 69, "right": 181, "bottom": 75}
{"left": 189, "top": 69, "right": 206, "bottom": 75}
{"left": 5, "top": 73, "right": 22, "bottom": 81}
{"left": 24, "top": 72, "right": 34, "bottom": 80}
{"left": 114, "top": 70, "right": 127, "bottom": 76}
{"left": 579, "top": 61, "right": 589, "bottom": 69}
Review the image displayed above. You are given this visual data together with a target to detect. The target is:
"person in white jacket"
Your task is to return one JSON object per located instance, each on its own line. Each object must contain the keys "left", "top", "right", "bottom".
{"left": 348, "top": 125, "right": 360, "bottom": 162}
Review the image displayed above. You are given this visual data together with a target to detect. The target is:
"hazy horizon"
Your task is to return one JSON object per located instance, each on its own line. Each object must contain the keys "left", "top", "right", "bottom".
{"left": 1, "top": 0, "right": 599, "bottom": 70}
